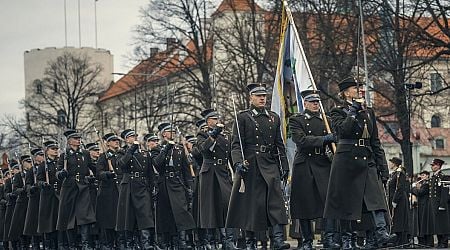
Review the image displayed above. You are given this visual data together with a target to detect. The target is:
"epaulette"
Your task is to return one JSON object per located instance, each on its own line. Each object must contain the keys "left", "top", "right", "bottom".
{"left": 239, "top": 109, "right": 250, "bottom": 114}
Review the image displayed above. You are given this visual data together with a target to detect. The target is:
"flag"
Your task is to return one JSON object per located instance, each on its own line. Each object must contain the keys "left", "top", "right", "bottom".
{"left": 271, "top": 2, "right": 316, "bottom": 164}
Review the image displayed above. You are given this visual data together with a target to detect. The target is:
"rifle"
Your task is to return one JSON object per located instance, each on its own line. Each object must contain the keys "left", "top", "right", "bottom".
{"left": 13, "top": 152, "right": 26, "bottom": 187}
{"left": 41, "top": 137, "right": 50, "bottom": 184}
{"left": 6, "top": 156, "right": 13, "bottom": 190}
{"left": 94, "top": 126, "right": 115, "bottom": 174}
{"left": 231, "top": 94, "right": 246, "bottom": 193}
{"left": 177, "top": 128, "right": 195, "bottom": 178}
{"left": 28, "top": 143, "right": 38, "bottom": 185}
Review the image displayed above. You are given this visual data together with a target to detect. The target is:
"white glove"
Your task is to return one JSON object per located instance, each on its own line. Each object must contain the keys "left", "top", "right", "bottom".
{"left": 392, "top": 202, "right": 397, "bottom": 208}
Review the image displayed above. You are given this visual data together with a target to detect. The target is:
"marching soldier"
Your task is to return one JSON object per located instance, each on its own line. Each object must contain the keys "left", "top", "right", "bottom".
{"left": 422, "top": 158, "right": 449, "bottom": 248}
{"left": 4, "top": 161, "right": 19, "bottom": 249}
{"left": 9, "top": 155, "right": 33, "bottom": 249}
{"left": 56, "top": 129, "right": 96, "bottom": 250}
{"left": 226, "top": 83, "right": 290, "bottom": 250}
{"left": 23, "top": 148, "right": 45, "bottom": 249}
{"left": 37, "top": 140, "right": 63, "bottom": 249}
{"left": 324, "top": 77, "right": 395, "bottom": 249}
{"left": 152, "top": 122, "right": 196, "bottom": 249}
{"left": 116, "top": 129, "right": 155, "bottom": 249}
{"left": 95, "top": 133, "right": 122, "bottom": 249}
{"left": 85, "top": 142, "right": 100, "bottom": 249}
{"left": 289, "top": 90, "right": 340, "bottom": 249}
{"left": 411, "top": 170, "right": 430, "bottom": 245}
{"left": 0, "top": 170, "right": 10, "bottom": 249}
{"left": 197, "top": 109, "right": 238, "bottom": 250}
{"left": 387, "top": 157, "right": 409, "bottom": 246}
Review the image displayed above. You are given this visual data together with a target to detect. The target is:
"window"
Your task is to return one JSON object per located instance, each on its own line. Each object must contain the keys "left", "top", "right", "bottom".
{"left": 431, "top": 114, "right": 441, "bottom": 128}
{"left": 57, "top": 110, "right": 66, "bottom": 127}
{"left": 435, "top": 138, "right": 445, "bottom": 149}
{"left": 430, "top": 73, "right": 443, "bottom": 92}
{"left": 34, "top": 79, "right": 42, "bottom": 94}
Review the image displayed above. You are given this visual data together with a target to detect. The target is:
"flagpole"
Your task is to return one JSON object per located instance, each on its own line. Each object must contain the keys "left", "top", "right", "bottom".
{"left": 282, "top": 1, "right": 336, "bottom": 152}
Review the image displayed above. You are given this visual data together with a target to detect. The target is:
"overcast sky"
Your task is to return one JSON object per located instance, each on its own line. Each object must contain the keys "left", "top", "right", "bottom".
{"left": 0, "top": 0, "right": 145, "bottom": 117}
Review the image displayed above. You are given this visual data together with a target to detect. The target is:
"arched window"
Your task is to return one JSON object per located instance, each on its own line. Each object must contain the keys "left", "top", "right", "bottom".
{"left": 57, "top": 110, "right": 66, "bottom": 127}
{"left": 431, "top": 114, "right": 441, "bottom": 128}
{"left": 34, "top": 79, "right": 42, "bottom": 94}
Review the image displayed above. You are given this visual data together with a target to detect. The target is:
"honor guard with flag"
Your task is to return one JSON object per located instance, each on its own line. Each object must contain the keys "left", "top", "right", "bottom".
{"left": 152, "top": 122, "right": 196, "bottom": 249}
{"left": 289, "top": 90, "right": 340, "bottom": 250}
{"left": 324, "top": 77, "right": 395, "bottom": 249}
{"left": 37, "top": 140, "right": 63, "bottom": 249}
{"left": 23, "top": 148, "right": 45, "bottom": 249}
{"left": 115, "top": 129, "right": 156, "bottom": 250}
{"left": 387, "top": 157, "right": 409, "bottom": 246}
{"left": 226, "top": 83, "right": 290, "bottom": 250}
{"left": 196, "top": 109, "right": 238, "bottom": 250}
{"left": 95, "top": 133, "right": 122, "bottom": 249}
{"left": 56, "top": 129, "right": 96, "bottom": 250}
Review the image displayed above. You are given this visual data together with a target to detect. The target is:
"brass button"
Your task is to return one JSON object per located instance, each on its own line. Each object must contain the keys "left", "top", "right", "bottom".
{"left": 363, "top": 157, "right": 367, "bottom": 160}
{"left": 355, "top": 157, "right": 358, "bottom": 160}
{"left": 308, "top": 153, "right": 312, "bottom": 156}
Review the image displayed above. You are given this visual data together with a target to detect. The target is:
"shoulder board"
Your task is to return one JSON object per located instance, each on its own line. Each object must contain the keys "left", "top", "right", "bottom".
{"left": 239, "top": 109, "right": 250, "bottom": 114}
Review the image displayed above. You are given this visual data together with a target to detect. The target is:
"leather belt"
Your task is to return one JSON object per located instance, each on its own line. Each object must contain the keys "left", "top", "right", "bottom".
{"left": 245, "top": 145, "right": 274, "bottom": 153}
{"left": 164, "top": 171, "right": 180, "bottom": 178}
{"left": 338, "top": 139, "right": 370, "bottom": 147}
{"left": 203, "top": 159, "right": 227, "bottom": 165}
{"left": 130, "top": 172, "right": 145, "bottom": 179}
{"left": 302, "top": 147, "right": 325, "bottom": 156}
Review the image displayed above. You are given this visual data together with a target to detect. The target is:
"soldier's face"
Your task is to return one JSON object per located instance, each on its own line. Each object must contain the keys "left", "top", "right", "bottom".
{"left": 431, "top": 163, "right": 441, "bottom": 172}
{"left": 90, "top": 150, "right": 100, "bottom": 158}
{"left": 207, "top": 117, "right": 219, "bottom": 127}
{"left": 419, "top": 173, "right": 429, "bottom": 180}
{"left": 146, "top": 140, "right": 159, "bottom": 150}
{"left": 163, "top": 131, "right": 175, "bottom": 140}
{"left": 304, "top": 100, "right": 320, "bottom": 112}
{"left": 107, "top": 140, "right": 120, "bottom": 150}
{"left": 47, "top": 147, "right": 59, "bottom": 157}
{"left": 344, "top": 86, "right": 360, "bottom": 100}
{"left": 34, "top": 154, "right": 44, "bottom": 164}
{"left": 250, "top": 94, "right": 267, "bottom": 108}
{"left": 68, "top": 137, "right": 81, "bottom": 147}
{"left": 22, "top": 161, "right": 32, "bottom": 170}
{"left": 126, "top": 135, "right": 136, "bottom": 144}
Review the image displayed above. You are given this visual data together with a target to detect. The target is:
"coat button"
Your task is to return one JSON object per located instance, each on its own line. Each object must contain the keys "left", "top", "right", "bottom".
{"left": 354, "top": 144, "right": 358, "bottom": 146}
{"left": 308, "top": 153, "right": 312, "bottom": 156}
{"left": 355, "top": 157, "right": 358, "bottom": 160}
{"left": 363, "top": 157, "right": 367, "bottom": 160}
{"left": 307, "top": 123, "right": 310, "bottom": 126}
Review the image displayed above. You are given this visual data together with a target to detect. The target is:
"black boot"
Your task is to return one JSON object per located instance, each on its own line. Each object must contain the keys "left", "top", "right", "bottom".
{"left": 80, "top": 225, "right": 93, "bottom": 250}
{"left": 220, "top": 228, "right": 240, "bottom": 250}
{"left": 323, "top": 232, "right": 340, "bottom": 249}
{"left": 179, "top": 231, "right": 192, "bottom": 249}
{"left": 341, "top": 232, "right": 354, "bottom": 250}
{"left": 361, "top": 231, "right": 377, "bottom": 250}
{"left": 245, "top": 232, "right": 256, "bottom": 250}
{"left": 299, "top": 220, "right": 313, "bottom": 250}
{"left": 140, "top": 229, "right": 155, "bottom": 250}
{"left": 271, "top": 225, "right": 290, "bottom": 250}
{"left": 374, "top": 227, "right": 396, "bottom": 247}
{"left": 31, "top": 236, "right": 40, "bottom": 250}
{"left": 117, "top": 231, "right": 127, "bottom": 250}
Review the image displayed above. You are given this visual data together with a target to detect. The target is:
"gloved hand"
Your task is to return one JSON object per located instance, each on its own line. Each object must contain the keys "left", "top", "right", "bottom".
{"left": 86, "top": 175, "right": 96, "bottom": 184}
{"left": 161, "top": 141, "right": 175, "bottom": 154}
{"left": 15, "top": 188, "right": 25, "bottom": 194}
{"left": 105, "top": 151, "right": 115, "bottom": 160}
{"left": 29, "top": 185, "right": 39, "bottom": 194}
{"left": 392, "top": 202, "right": 397, "bottom": 208}
{"left": 57, "top": 169, "right": 68, "bottom": 181}
{"left": 381, "top": 176, "right": 388, "bottom": 185}
{"left": 235, "top": 161, "right": 249, "bottom": 177}
{"left": 6, "top": 193, "right": 17, "bottom": 200}
{"left": 349, "top": 100, "right": 363, "bottom": 116}
{"left": 0, "top": 199, "right": 7, "bottom": 206}
{"left": 128, "top": 143, "right": 139, "bottom": 154}
{"left": 42, "top": 182, "right": 51, "bottom": 190}
{"left": 323, "top": 133, "right": 336, "bottom": 144}
{"left": 208, "top": 126, "right": 223, "bottom": 139}
{"left": 281, "top": 169, "right": 289, "bottom": 182}
{"left": 105, "top": 171, "right": 116, "bottom": 179}
{"left": 37, "top": 181, "right": 47, "bottom": 187}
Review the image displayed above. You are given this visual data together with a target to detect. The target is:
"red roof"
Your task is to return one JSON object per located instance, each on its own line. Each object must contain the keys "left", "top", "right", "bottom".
{"left": 212, "top": 0, "right": 264, "bottom": 16}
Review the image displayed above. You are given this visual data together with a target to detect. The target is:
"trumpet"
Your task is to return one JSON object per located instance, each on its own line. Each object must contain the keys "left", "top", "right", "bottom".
{"left": 439, "top": 180, "right": 450, "bottom": 187}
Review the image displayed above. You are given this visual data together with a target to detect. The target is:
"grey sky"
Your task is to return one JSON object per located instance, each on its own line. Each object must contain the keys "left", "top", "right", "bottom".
{"left": 0, "top": 0, "right": 144, "bottom": 117}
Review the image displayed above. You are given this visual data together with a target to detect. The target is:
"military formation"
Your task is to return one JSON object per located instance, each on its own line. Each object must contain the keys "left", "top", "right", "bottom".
{"left": 0, "top": 79, "right": 448, "bottom": 250}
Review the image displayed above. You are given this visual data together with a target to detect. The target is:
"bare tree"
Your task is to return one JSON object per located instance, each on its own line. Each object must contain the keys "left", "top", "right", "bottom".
{"left": 3, "top": 52, "right": 104, "bottom": 145}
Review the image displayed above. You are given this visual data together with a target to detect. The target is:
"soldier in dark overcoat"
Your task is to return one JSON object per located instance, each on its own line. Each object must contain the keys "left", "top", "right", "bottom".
{"left": 115, "top": 129, "right": 155, "bottom": 249}
{"left": 85, "top": 142, "right": 101, "bottom": 248}
{"left": 9, "top": 155, "right": 33, "bottom": 248}
{"left": 95, "top": 133, "right": 122, "bottom": 249}
{"left": 411, "top": 170, "right": 430, "bottom": 246}
{"left": 421, "top": 158, "right": 449, "bottom": 248}
{"left": 197, "top": 109, "right": 238, "bottom": 250}
{"left": 289, "top": 90, "right": 340, "bottom": 250}
{"left": 323, "top": 77, "right": 395, "bottom": 248}
{"left": 152, "top": 122, "right": 196, "bottom": 249}
{"left": 0, "top": 170, "right": 11, "bottom": 248}
{"left": 387, "top": 157, "right": 409, "bottom": 246}
{"left": 4, "top": 162, "right": 19, "bottom": 248}
{"left": 37, "top": 140, "right": 64, "bottom": 249}
{"left": 226, "top": 83, "right": 290, "bottom": 250}
{"left": 23, "top": 148, "right": 45, "bottom": 249}
{"left": 56, "top": 129, "right": 96, "bottom": 249}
